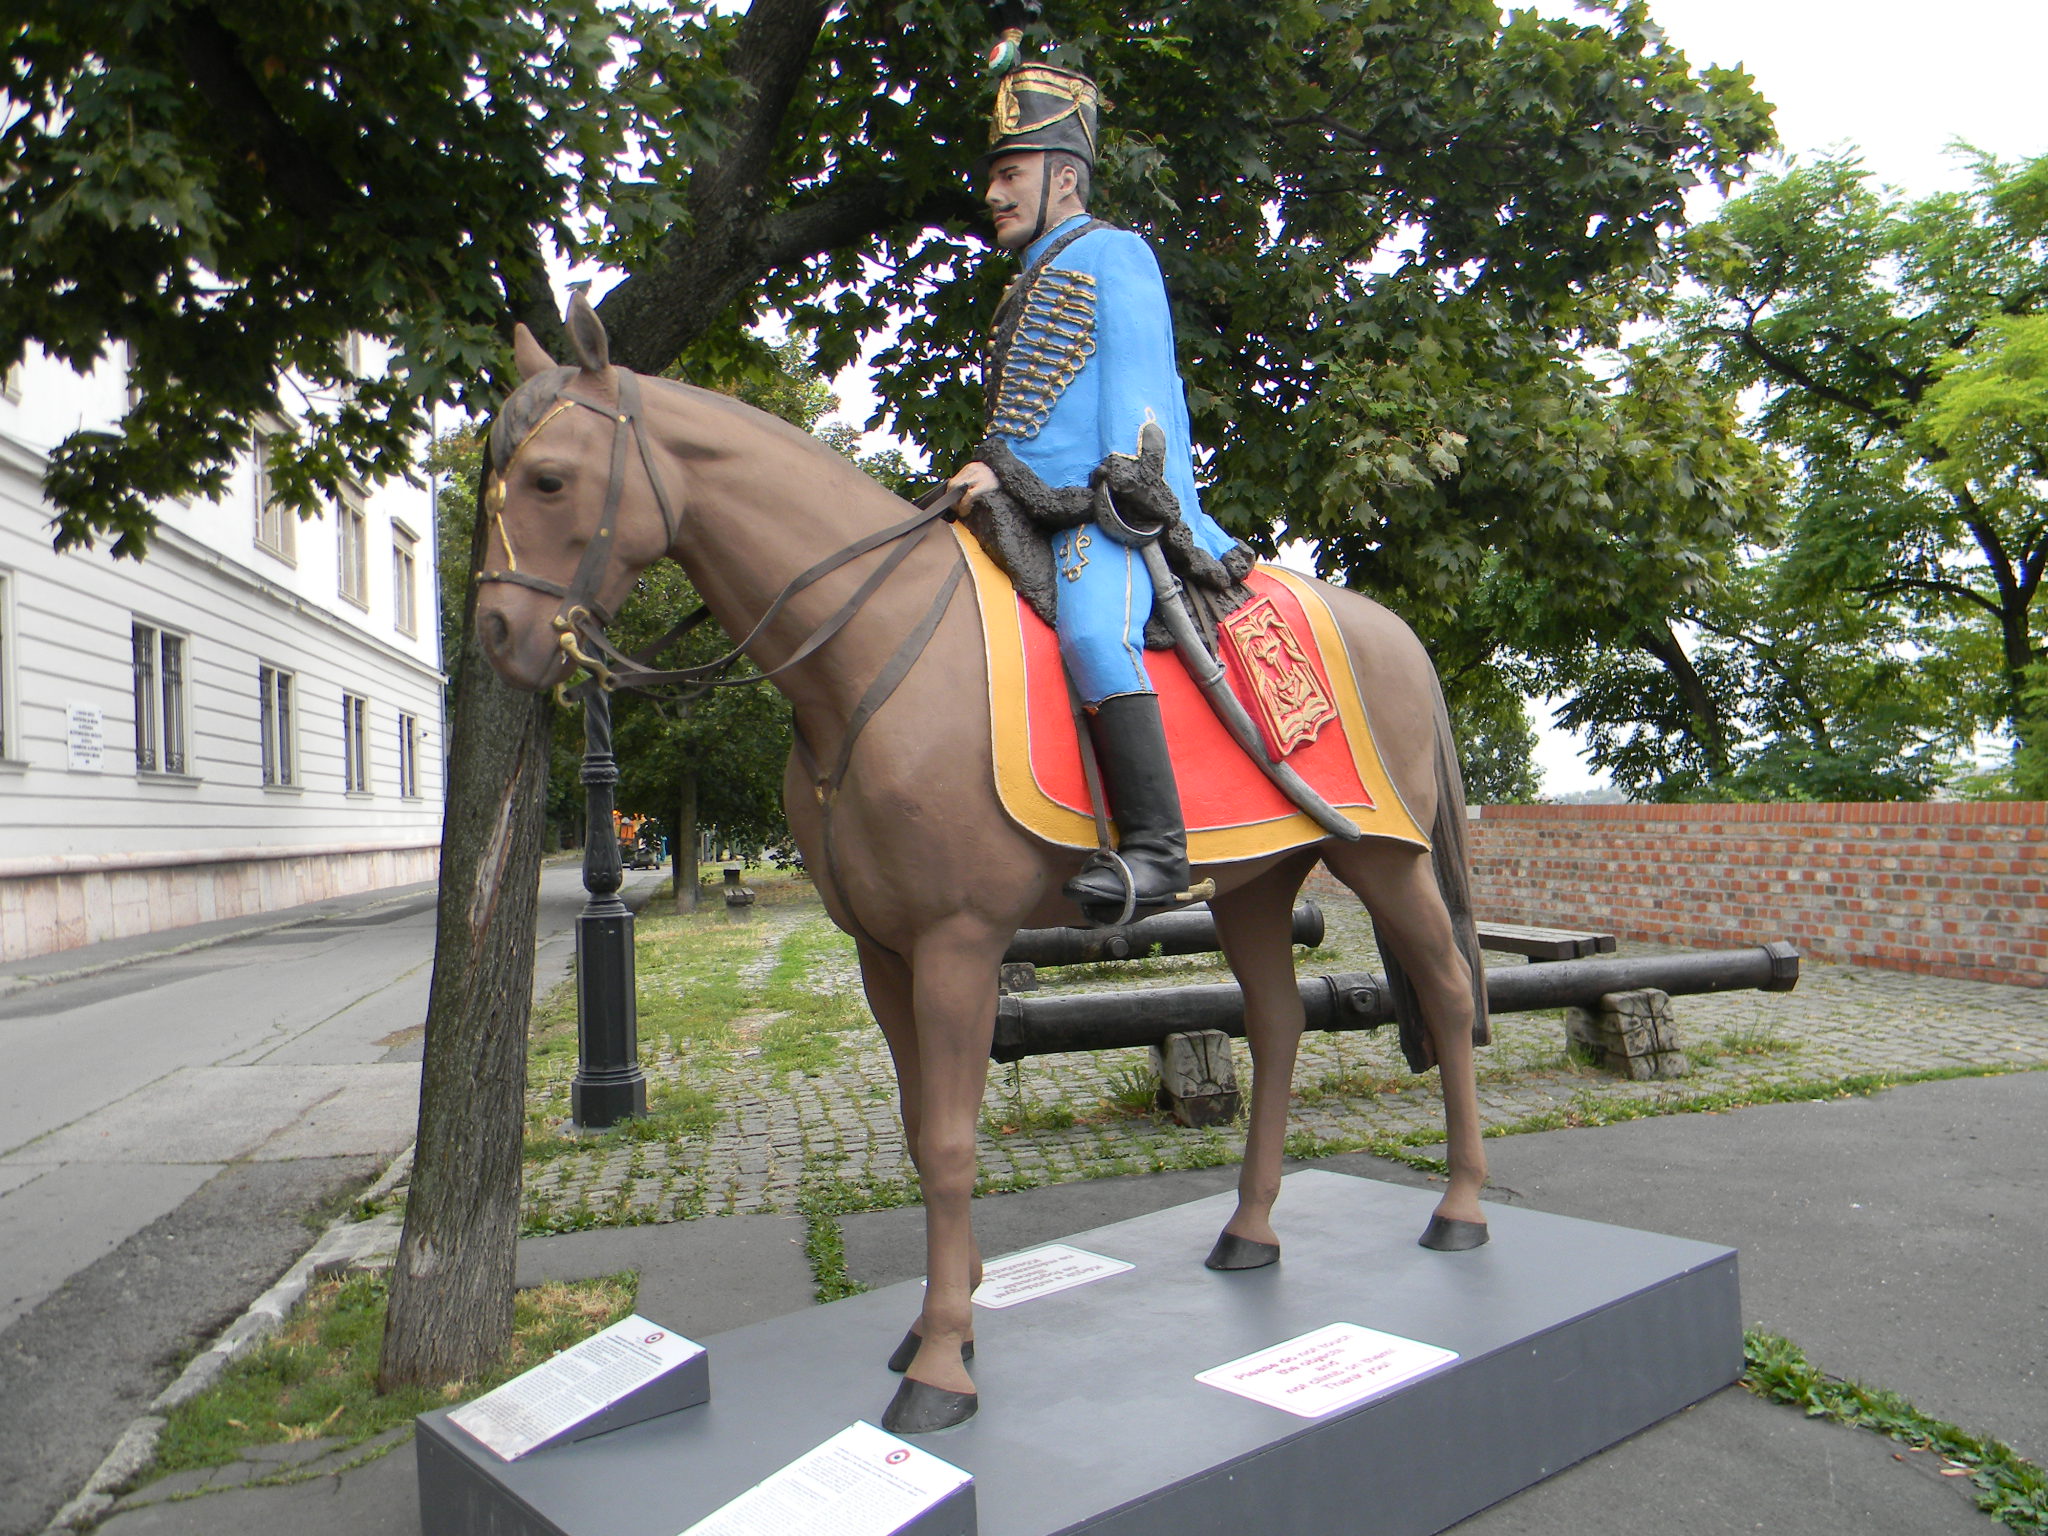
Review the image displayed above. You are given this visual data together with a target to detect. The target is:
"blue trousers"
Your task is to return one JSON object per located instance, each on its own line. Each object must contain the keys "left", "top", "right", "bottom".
{"left": 1053, "top": 523, "right": 1153, "bottom": 704}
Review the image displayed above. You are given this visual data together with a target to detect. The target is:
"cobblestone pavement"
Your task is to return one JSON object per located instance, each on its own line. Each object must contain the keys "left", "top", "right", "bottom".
{"left": 521, "top": 888, "right": 2048, "bottom": 1230}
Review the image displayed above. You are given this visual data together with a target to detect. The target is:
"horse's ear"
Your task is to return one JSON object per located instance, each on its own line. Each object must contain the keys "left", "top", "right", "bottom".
{"left": 513, "top": 323, "right": 555, "bottom": 380}
{"left": 566, "top": 291, "right": 610, "bottom": 375}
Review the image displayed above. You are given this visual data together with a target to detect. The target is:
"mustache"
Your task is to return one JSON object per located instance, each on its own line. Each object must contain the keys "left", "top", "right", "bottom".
{"left": 989, "top": 202, "right": 1021, "bottom": 217}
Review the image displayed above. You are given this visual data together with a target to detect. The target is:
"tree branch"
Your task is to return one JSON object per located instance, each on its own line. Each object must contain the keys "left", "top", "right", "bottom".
{"left": 153, "top": 9, "right": 355, "bottom": 228}
{"left": 1859, "top": 574, "right": 2006, "bottom": 620}
{"left": 1705, "top": 319, "right": 1903, "bottom": 431}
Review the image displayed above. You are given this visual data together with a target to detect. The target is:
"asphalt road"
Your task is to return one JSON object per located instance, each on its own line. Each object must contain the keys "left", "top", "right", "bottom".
{"left": 0, "top": 862, "right": 663, "bottom": 1536}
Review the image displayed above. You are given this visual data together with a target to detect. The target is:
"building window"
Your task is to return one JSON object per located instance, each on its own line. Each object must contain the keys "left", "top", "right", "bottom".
{"left": 338, "top": 486, "right": 369, "bottom": 607}
{"left": 1, "top": 362, "right": 21, "bottom": 404}
{"left": 132, "top": 621, "right": 187, "bottom": 774}
{"left": 341, "top": 691, "right": 368, "bottom": 792}
{"left": 259, "top": 665, "right": 296, "bottom": 786}
{"left": 392, "top": 526, "right": 419, "bottom": 637}
{"left": 253, "top": 435, "right": 296, "bottom": 563}
{"left": 0, "top": 570, "right": 14, "bottom": 759}
{"left": 397, "top": 711, "right": 420, "bottom": 798}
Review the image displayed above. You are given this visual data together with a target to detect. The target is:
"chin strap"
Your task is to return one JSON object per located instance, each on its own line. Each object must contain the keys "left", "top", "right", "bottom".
{"left": 1027, "top": 168, "right": 1055, "bottom": 245}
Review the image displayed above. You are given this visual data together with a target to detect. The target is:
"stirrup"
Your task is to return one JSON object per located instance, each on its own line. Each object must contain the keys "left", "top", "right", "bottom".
{"left": 1074, "top": 862, "right": 1216, "bottom": 928}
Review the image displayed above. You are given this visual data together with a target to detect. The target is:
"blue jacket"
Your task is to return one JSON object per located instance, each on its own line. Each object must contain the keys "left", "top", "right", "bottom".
{"left": 986, "top": 215, "right": 1235, "bottom": 562}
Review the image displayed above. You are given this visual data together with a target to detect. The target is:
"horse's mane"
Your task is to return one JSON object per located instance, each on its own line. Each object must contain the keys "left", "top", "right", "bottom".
{"left": 488, "top": 366, "right": 579, "bottom": 474}
{"left": 489, "top": 366, "right": 909, "bottom": 502}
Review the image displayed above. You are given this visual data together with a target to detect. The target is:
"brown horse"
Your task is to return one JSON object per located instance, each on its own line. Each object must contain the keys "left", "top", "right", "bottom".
{"left": 476, "top": 298, "right": 1489, "bottom": 1435}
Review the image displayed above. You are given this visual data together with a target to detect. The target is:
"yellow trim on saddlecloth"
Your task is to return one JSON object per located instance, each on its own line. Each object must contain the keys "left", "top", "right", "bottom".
{"left": 956, "top": 524, "right": 1428, "bottom": 860}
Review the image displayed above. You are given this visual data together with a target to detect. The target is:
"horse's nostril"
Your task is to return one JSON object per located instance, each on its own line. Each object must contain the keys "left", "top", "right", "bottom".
{"left": 481, "top": 609, "right": 510, "bottom": 654}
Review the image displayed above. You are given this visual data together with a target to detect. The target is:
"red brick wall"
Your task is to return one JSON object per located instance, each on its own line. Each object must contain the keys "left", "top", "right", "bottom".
{"left": 1462, "top": 803, "right": 2046, "bottom": 988}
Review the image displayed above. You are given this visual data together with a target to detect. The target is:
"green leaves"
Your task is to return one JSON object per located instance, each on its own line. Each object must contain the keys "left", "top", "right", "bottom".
{"left": 1670, "top": 150, "right": 2048, "bottom": 786}
{"left": 3, "top": 0, "right": 631, "bottom": 552}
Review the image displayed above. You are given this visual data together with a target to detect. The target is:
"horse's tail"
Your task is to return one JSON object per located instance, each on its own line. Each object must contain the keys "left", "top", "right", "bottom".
{"left": 1375, "top": 682, "right": 1491, "bottom": 1072}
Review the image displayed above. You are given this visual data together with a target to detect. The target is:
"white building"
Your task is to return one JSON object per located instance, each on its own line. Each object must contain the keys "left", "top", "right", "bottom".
{"left": 0, "top": 344, "right": 446, "bottom": 962}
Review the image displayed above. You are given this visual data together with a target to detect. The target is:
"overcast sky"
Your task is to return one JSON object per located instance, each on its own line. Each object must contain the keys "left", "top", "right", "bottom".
{"left": 1522, "top": 0, "right": 2048, "bottom": 790}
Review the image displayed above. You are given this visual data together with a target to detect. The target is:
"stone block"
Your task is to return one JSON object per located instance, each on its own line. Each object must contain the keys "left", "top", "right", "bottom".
{"left": 1565, "top": 989, "right": 1689, "bottom": 1080}
{"left": 1149, "top": 1029, "right": 1241, "bottom": 1127}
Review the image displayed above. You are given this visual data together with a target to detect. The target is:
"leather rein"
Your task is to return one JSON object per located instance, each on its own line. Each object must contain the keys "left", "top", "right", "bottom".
{"left": 477, "top": 367, "right": 965, "bottom": 709}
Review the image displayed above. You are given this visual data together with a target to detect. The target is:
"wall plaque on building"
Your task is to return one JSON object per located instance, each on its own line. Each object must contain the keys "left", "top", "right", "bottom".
{"left": 66, "top": 705, "right": 104, "bottom": 772}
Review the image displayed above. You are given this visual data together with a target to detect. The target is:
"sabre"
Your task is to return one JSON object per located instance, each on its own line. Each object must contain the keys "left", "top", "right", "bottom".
{"left": 1098, "top": 493, "right": 1364, "bottom": 842}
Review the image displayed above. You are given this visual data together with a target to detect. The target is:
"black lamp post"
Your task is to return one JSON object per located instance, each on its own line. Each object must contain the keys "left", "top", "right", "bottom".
{"left": 570, "top": 683, "right": 647, "bottom": 1128}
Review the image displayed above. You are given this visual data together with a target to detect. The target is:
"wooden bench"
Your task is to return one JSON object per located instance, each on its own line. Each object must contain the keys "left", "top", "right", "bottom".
{"left": 1475, "top": 921, "right": 1617, "bottom": 962}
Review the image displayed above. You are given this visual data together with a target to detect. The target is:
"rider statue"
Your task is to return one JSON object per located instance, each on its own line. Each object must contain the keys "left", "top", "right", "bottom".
{"left": 947, "top": 58, "right": 1247, "bottom": 920}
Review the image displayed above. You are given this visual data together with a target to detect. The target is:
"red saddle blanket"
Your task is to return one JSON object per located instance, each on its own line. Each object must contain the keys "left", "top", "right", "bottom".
{"left": 953, "top": 526, "right": 1428, "bottom": 861}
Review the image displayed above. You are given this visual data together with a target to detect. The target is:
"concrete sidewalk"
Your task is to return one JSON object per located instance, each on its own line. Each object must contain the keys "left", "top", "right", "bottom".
{"left": 0, "top": 861, "right": 665, "bottom": 1536}
{"left": 78, "top": 1068, "right": 2047, "bottom": 1535}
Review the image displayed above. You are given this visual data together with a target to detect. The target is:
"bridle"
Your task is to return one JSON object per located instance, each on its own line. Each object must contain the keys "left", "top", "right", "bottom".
{"left": 478, "top": 365, "right": 965, "bottom": 706}
{"left": 479, "top": 368, "right": 681, "bottom": 688}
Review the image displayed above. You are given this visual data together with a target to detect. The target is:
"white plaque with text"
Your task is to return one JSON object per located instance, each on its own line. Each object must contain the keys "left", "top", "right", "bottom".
{"left": 66, "top": 705, "right": 104, "bottom": 771}
{"left": 971, "top": 1243, "right": 1133, "bottom": 1310}
{"left": 1197, "top": 1322, "right": 1457, "bottom": 1418}
{"left": 677, "top": 1420, "right": 971, "bottom": 1536}
{"left": 448, "top": 1314, "right": 705, "bottom": 1460}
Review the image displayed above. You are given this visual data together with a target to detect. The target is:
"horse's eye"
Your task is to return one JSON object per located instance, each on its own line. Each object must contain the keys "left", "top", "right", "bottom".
{"left": 536, "top": 474, "right": 564, "bottom": 494}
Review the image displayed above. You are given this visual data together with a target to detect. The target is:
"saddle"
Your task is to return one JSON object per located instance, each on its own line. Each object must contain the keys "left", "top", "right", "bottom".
{"left": 952, "top": 524, "right": 1430, "bottom": 863}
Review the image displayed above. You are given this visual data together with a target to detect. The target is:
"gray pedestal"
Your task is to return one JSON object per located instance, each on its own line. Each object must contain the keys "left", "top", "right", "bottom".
{"left": 416, "top": 1170, "right": 1740, "bottom": 1535}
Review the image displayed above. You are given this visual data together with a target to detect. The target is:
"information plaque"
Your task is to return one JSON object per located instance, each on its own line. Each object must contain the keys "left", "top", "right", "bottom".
{"left": 1196, "top": 1321, "right": 1457, "bottom": 1418}
{"left": 971, "top": 1244, "right": 1133, "bottom": 1310}
{"left": 676, "top": 1421, "right": 973, "bottom": 1536}
{"left": 448, "top": 1315, "right": 709, "bottom": 1460}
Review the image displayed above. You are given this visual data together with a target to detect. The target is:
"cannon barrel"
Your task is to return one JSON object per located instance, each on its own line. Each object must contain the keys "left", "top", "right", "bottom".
{"left": 1003, "top": 901, "right": 1325, "bottom": 968}
{"left": 989, "top": 941, "right": 1801, "bottom": 1063}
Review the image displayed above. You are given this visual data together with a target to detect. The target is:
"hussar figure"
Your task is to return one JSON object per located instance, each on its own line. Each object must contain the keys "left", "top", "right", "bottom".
{"left": 947, "top": 61, "right": 1254, "bottom": 922}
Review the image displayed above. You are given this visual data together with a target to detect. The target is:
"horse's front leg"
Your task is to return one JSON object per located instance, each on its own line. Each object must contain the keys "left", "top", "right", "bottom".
{"left": 857, "top": 938, "right": 982, "bottom": 1373}
{"left": 1205, "top": 853, "right": 1318, "bottom": 1269}
{"left": 882, "top": 922, "right": 1003, "bottom": 1434}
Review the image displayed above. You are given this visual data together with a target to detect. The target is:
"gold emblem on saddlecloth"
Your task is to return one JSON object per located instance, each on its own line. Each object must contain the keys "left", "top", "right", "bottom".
{"left": 1219, "top": 596, "right": 1336, "bottom": 756}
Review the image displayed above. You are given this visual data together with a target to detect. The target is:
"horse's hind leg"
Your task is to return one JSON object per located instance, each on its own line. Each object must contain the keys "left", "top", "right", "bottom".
{"left": 1205, "top": 850, "right": 1320, "bottom": 1268}
{"left": 1321, "top": 839, "right": 1489, "bottom": 1238}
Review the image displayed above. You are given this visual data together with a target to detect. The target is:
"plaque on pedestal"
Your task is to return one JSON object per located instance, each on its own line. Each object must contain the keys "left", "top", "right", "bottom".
{"left": 446, "top": 1314, "right": 708, "bottom": 1461}
{"left": 678, "top": 1421, "right": 972, "bottom": 1536}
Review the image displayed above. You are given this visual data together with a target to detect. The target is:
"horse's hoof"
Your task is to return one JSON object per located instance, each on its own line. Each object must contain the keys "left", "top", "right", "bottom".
{"left": 1419, "top": 1214, "right": 1489, "bottom": 1251}
{"left": 881, "top": 1377, "right": 979, "bottom": 1434}
{"left": 886, "top": 1327, "right": 974, "bottom": 1374}
{"left": 1204, "top": 1232, "right": 1281, "bottom": 1270}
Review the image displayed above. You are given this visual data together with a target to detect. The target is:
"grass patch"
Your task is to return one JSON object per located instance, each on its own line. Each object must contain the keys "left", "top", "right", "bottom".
{"left": 755, "top": 919, "right": 867, "bottom": 1076}
{"left": 1099, "top": 1063, "right": 1166, "bottom": 1119}
{"left": 1297, "top": 1064, "right": 1413, "bottom": 1103}
{"left": 1471, "top": 1062, "right": 2032, "bottom": 1142}
{"left": 1717, "top": 1018, "right": 1800, "bottom": 1057}
{"left": 1744, "top": 1330, "right": 2047, "bottom": 1532}
{"left": 982, "top": 1097, "right": 1079, "bottom": 1136}
{"left": 797, "top": 1170, "right": 923, "bottom": 1302}
{"left": 147, "top": 1271, "right": 636, "bottom": 1484}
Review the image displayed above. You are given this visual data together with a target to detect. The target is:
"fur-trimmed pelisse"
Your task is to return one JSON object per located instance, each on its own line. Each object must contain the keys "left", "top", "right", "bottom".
{"left": 965, "top": 434, "right": 1254, "bottom": 649}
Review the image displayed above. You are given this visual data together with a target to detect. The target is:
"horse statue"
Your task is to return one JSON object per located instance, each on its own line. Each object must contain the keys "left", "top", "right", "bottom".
{"left": 476, "top": 296, "right": 1490, "bottom": 1435}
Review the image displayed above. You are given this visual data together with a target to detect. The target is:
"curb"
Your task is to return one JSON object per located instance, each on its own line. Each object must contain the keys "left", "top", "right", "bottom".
{"left": 43, "top": 1147, "right": 416, "bottom": 1533}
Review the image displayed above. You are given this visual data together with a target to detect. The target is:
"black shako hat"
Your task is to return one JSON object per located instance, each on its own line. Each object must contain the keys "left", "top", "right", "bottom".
{"left": 975, "top": 63, "right": 1100, "bottom": 175}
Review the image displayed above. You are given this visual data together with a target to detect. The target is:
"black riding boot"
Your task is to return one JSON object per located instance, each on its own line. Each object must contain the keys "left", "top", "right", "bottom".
{"left": 1063, "top": 692, "right": 1193, "bottom": 918}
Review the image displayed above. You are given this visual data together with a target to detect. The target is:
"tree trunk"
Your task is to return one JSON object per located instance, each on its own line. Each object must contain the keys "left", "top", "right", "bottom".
{"left": 379, "top": 479, "right": 553, "bottom": 1390}
{"left": 673, "top": 771, "right": 700, "bottom": 911}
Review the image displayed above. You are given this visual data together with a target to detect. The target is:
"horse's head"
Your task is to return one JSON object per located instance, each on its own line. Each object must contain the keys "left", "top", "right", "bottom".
{"left": 475, "top": 295, "right": 678, "bottom": 692}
